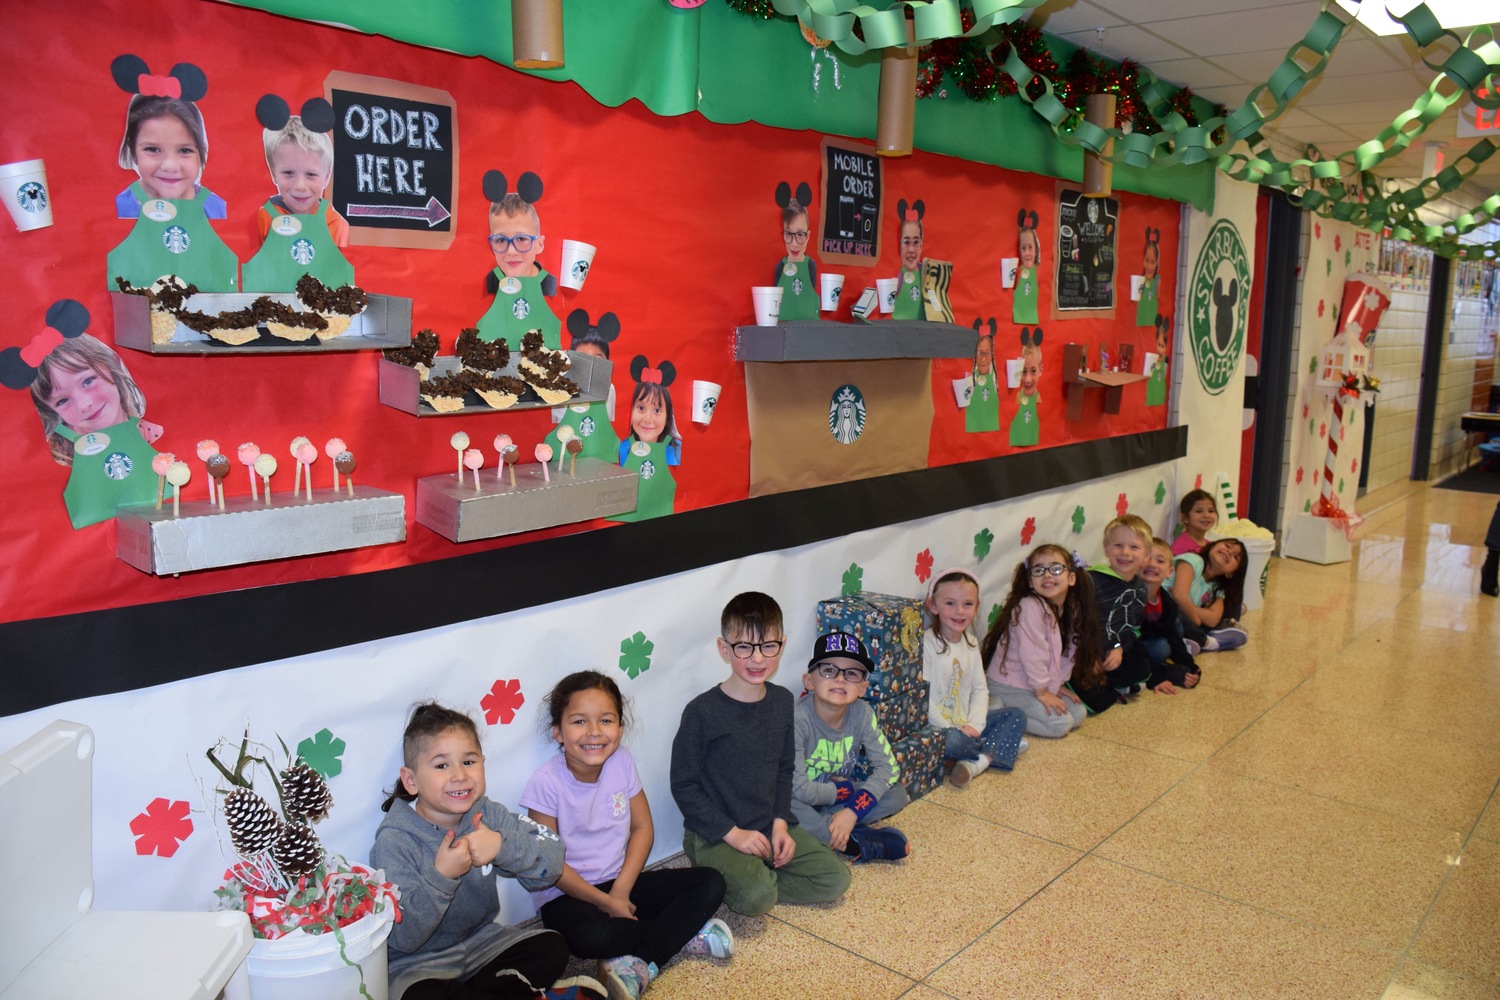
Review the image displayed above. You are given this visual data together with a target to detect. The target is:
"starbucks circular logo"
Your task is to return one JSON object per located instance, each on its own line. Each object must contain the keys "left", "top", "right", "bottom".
{"left": 102, "top": 452, "right": 134, "bottom": 480}
{"left": 290, "top": 238, "right": 316, "bottom": 265}
{"left": 639, "top": 459, "right": 656, "bottom": 480}
{"left": 828, "top": 384, "right": 866, "bottom": 445}
{"left": 1188, "top": 219, "right": 1250, "bottom": 395}
{"left": 511, "top": 297, "right": 531, "bottom": 320}
{"left": 162, "top": 225, "right": 191, "bottom": 254}
{"left": 17, "top": 182, "right": 46, "bottom": 214}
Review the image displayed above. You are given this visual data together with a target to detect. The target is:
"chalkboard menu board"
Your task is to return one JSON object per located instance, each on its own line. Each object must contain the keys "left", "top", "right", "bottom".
{"left": 819, "top": 137, "right": 881, "bottom": 267}
{"left": 1054, "top": 186, "right": 1118, "bottom": 314}
{"left": 325, "top": 71, "right": 459, "bottom": 250}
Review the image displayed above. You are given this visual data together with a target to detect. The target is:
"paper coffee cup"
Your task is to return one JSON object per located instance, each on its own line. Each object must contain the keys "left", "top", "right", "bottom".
{"left": 820, "top": 272, "right": 844, "bottom": 311}
{"left": 559, "top": 239, "right": 597, "bottom": 290}
{"left": 1143, "top": 351, "right": 1160, "bottom": 373}
{"left": 692, "top": 379, "right": 722, "bottom": 425}
{"left": 876, "top": 277, "right": 898, "bottom": 314}
{"left": 751, "top": 286, "right": 784, "bottom": 326}
{"left": 1130, "top": 274, "right": 1143, "bottom": 301}
{"left": 952, "top": 375, "right": 973, "bottom": 408}
{"left": 1006, "top": 357, "right": 1023, "bottom": 389}
{"left": 1000, "top": 258, "right": 1018, "bottom": 289}
{"left": 0, "top": 159, "right": 52, "bottom": 231}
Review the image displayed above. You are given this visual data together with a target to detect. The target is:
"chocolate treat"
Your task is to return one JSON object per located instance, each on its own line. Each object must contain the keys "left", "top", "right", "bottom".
{"left": 334, "top": 451, "right": 356, "bottom": 475}
{"left": 455, "top": 327, "right": 510, "bottom": 373}
{"left": 295, "top": 274, "right": 369, "bottom": 316}
{"left": 206, "top": 453, "right": 231, "bottom": 479}
{"left": 566, "top": 438, "right": 583, "bottom": 455}
{"left": 383, "top": 329, "right": 441, "bottom": 369}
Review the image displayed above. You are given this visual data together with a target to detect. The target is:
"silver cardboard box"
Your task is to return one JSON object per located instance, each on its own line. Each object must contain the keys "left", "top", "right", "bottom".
{"left": 379, "top": 352, "right": 612, "bottom": 417}
{"left": 116, "top": 486, "right": 407, "bottom": 575}
{"left": 735, "top": 320, "right": 976, "bottom": 362}
{"left": 111, "top": 291, "right": 413, "bottom": 354}
{"left": 417, "top": 458, "right": 638, "bottom": 542}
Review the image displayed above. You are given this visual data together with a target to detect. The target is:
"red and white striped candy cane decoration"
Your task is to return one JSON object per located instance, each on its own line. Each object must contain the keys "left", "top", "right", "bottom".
{"left": 1315, "top": 376, "right": 1358, "bottom": 517}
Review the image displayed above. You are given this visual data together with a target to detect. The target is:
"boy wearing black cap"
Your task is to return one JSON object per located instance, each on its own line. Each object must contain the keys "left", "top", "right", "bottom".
{"left": 792, "top": 631, "right": 910, "bottom": 863}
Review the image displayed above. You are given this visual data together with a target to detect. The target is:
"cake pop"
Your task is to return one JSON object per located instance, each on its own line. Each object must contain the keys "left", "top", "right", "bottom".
{"left": 254, "top": 452, "right": 278, "bottom": 503}
{"left": 151, "top": 452, "right": 176, "bottom": 509}
{"left": 196, "top": 440, "right": 219, "bottom": 502}
{"left": 335, "top": 450, "right": 356, "bottom": 496}
{"left": 493, "top": 434, "right": 513, "bottom": 474}
{"left": 289, "top": 436, "right": 311, "bottom": 495}
{"left": 554, "top": 424, "right": 576, "bottom": 470}
{"left": 294, "top": 442, "right": 317, "bottom": 501}
{"left": 535, "top": 443, "right": 553, "bottom": 482}
{"left": 501, "top": 444, "right": 519, "bottom": 487}
{"left": 463, "top": 447, "right": 484, "bottom": 490}
{"left": 238, "top": 443, "right": 262, "bottom": 501}
{"left": 165, "top": 460, "right": 191, "bottom": 517}
{"left": 206, "top": 452, "right": 230, "bottom": 510}
{"left": 451, "top": 431, "right": 470, "bottom": 479}
{"left": 325, "top": 437, "right": 347, "bottom": 490}
{"left": 566, "top": 437, "right": 583, "bottom": 476}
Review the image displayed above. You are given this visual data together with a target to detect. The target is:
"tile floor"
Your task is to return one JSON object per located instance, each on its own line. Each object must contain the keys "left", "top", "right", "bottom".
{"left": 633, "top": 480, "right": 1500, "bottom": 999}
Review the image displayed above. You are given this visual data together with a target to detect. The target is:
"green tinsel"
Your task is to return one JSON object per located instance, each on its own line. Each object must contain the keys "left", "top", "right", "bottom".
{"left": 725, "top": 0, "right": 778, "bottom": 19}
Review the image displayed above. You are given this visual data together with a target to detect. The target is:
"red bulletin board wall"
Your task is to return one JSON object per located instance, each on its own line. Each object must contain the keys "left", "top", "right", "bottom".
{"left": 0, "top": 0, "right": 1177, "bottom": 626}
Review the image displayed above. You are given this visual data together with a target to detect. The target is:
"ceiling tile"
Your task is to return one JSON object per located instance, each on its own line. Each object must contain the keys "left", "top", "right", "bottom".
{"left": 1141, "top": 3, "right": 1320, "bottom": 59}
{"left": 1054, "top": 24, "right": 1195, "bottom": 65}
{"left": 1071, "top": 0, "right": 1299, "bottom": 21}
{"left": 1028, "top": 0, "right": 1126, "bottom": 35}
{"left": 1146, "top": 56, "right": 1250, "bottom": 89}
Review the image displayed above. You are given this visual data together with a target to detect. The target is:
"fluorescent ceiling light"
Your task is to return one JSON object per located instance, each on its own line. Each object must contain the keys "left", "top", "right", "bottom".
{"left": 1333, "top": 1, "right": 1493, "bottom": 36}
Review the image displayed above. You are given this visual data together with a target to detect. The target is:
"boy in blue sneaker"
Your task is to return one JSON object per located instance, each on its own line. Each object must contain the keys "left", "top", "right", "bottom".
{"left": 792, "top": 631, "right": 910, "bottom": 864}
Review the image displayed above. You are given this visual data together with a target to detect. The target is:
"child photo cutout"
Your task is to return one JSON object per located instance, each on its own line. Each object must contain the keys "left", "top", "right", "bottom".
{"left": 611, "top": 356, "right": 680, "bottom": 522}
{"left": 544, "top": 308, "right": 621, "bottom": 463}
{"left": 479, "top": 169, "right": 560, "bottom": 348}
{"left": 1011, "top": 326, "right": 1043, "bottom": 448}
{"left": 774, "top": 181, "right": 818, "bottom": 321}
{"left": 1013, "top": 209, "right": 1040, "bottom": 325}
{"left": 965, "top": 317, "right": 1000, "bottom": 434}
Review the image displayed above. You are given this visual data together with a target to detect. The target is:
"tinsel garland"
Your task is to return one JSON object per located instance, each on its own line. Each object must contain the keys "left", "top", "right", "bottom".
{"left": 725, "top": 0, "right": 777, "bottom": 18}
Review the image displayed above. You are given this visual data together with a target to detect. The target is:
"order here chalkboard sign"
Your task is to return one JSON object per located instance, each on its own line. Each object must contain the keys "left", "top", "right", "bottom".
{"left": 819, "top": 137, "right": 881, "bottom": 267}
{"left": 325, "top": 71, "right": 459, "bottom": 250}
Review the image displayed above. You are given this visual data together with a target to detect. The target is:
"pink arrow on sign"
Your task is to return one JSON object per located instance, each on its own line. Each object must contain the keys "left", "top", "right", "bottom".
{"left": 346, "top": 196, "right": 451, "bottom": 227}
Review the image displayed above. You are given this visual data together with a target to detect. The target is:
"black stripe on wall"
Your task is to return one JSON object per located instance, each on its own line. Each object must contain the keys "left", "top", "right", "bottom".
{"left": 3, "top": 426, "right": 1185, "bottom": 714}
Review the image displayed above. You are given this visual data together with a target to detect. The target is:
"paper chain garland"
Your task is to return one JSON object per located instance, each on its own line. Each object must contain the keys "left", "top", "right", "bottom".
{"left": 726, "top": 0, "right": 1499, "bottom": 258}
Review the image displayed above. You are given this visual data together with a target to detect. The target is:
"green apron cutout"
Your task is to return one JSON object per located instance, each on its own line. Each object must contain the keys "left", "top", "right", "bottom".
{"left": 242, "top": 199, "right": 354, "bottom": 292}
{"left": 1013, "top": 265, "right": 1039, "bottom": 325}
{"left": 1135, "top": 275, "right": 1158, "bottom": 327}
{"left": 477, "top": 268, "right": 561, "bottom": 350}
{"left": 1146, "top": 359, "right": 1167, "bottom": 406}
{"left": 57, "top": 420, "right": 161, "bottom": 529}
{"left": 544, "top": 401, "right": 620, "bottom": 463}
{"left": 892, "top": 267, "right": 924, "bottom": 321}
{"left": 965, "top": 373, "right": 1000, "bottom": 433}
{"left": 1010, "top": 392, "right": 1040, "bottom": 447}
{"left": 775, "top": 257, "right": 818, "bottom": 320}
{"left": 611, "top": 439, "right": 676, "bottom": 522}
{"left": 106, "top": 183, "right": 238, "bottom": 292}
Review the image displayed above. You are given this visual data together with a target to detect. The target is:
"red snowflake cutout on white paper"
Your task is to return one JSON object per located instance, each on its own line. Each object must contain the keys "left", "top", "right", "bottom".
{"left": 130, "top": 798, "right": 193, "bottom": 857}
{"left": 482, "top": 678, "right": 525, "bottom": 725}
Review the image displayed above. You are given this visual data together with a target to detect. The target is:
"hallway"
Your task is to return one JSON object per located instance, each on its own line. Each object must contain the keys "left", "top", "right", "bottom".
{"left": 642, "top": 482, "right": 1500, "bottom": 998}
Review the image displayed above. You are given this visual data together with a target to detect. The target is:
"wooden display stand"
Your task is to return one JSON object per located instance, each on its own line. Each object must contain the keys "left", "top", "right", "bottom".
{"left": 1062, "top": 342, "right": 1148, "bottom": 420}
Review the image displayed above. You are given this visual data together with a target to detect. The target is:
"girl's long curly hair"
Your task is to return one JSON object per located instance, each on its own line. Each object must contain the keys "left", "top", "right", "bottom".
{"left": 980, "top": 544, "right": 1104, "bottom": 690}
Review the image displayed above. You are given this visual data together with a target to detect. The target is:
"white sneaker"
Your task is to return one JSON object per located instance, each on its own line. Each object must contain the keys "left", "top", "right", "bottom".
{"left": 949, "top": 758, "right": 985, "bottom": 788}
{"left": 1017, "top": 738, "right": 1030, "bottom": 755}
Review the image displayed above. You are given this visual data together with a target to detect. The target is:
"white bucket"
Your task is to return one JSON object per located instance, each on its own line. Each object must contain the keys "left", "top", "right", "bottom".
{"left": 247, "top": 905, "right": 395, "bottom": 1000}
{"left": 1210, "top": 531, "right": 1276, "bottom": 612}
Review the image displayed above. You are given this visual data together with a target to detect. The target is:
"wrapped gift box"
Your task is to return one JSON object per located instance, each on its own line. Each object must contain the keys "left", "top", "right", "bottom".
{"left": 816, "top": 592, "right": 926, "bottom": 678}
{"left": 872, "top": 690, "right": 927, "bottom": 745}
{"left": 890, "top": 727, "right": 945, "bottom": 800}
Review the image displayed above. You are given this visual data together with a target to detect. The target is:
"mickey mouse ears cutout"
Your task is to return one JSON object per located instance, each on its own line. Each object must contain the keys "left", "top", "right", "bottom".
{"left": 970, "top": 317, "right": 997, "bottom": 337}
{"left": 256, "top": 94, "right": 335, "bottom": 134}
{"left": 1017, "top": 209, "right": 1039, "bottom": 230}
{"left": 1155, "top": 313, "right": 1171, "bottom": 333}
{"left": 629, "top": 354, "right": 676, "bottom": 387}
{"left": 483, "top": 170, "right": 543, "bottom": 205}
{"left": 0, "top": 300, "right": 90, "bottom": 390}
{"left": 111, "top": 54, "right": 207, "bottom": 102}
{"left": 566, "top": 309, "right": 621, "bottom": 344}
{"left": 775, "top": 181, "right": 814, "bottom": 209}
{"left": 896, "top": 198, "right": 925, "bottom": 223}
{"left": 1144, "top": 226, "right": 1161, "bottom": 246}
{"left": 1020, "top": 326, "right": 1044, "bottom": 347}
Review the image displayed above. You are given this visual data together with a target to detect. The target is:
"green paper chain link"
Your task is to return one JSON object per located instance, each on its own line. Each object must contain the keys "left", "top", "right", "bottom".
{"left": 768, "top": 0, "right": 1045, "bottom": 55}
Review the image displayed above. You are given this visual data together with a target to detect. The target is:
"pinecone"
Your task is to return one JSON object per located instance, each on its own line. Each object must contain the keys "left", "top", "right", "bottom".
{"left": 223, "top": 788, "right": 281, "bottom": 856}
{"left": 280, "top": 763, "right": 333, "bottom": 822}
{"left": 272, "top": 822, "right": 324, "bottom": 879}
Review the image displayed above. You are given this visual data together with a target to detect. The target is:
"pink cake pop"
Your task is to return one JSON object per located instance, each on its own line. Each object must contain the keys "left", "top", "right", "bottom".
{"left": 324, "top": 437, "right": 347, "bottom": 490}
{"left": 335, "top": 451, "right": 356, "bottom": 496}
{"left": 165, "top": 460, "right": 191, "bottom": 517}
{"left": 450, "top": 431, "right": 470, "bottom": 479}
{"left": 463, "top": 448, "right": 484, "bottom": 490}
{"left": 206, "top": 453, "right": 230, "bottom": 510}
{"left": 254, "top": 453, "right": 278, "bottom": 503}
{"left": 151, "top": 452, "right": 176, "bottom": 509}
{"left": 196, "top": 440, "right": 219, "bottom": 502}
{"left": 237, "top": 443, "right": 262, "bottom": 501}
{"left": 535, "top": 443, "right": 553, "bottom": 482}
{"left": 493, "top": 434, "right": 513, "bottom": 473}
{"left": 295, "top": 442, "right": 317, "bottom": 501}
{"left": 289, "top": 436, "right": 311, "bottom": 495}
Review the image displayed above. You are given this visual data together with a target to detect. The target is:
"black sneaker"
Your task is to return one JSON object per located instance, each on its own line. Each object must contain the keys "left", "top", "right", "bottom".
{"left": 849, "top": 825, "right": 908, "bottom": 863}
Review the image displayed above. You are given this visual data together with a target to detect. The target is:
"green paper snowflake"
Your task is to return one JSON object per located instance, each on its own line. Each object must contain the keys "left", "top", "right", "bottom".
{"left": 987, "top": 603, "right": 1002, "bottom": 632}
{"left": 618, "top": 632, "right": 654, "bottom": 680}
{"left": 1326, "top": 258, "right": 1332, "bottom": 276}
{"left": 1155, "top": 480, "right": 1166, "bottom": 504}
{"left": 1309, "top": 417, "right": 1316, "bottom": 435}
{"left": 1338, "top": 477, "right": 1345, "bottom": 493}
{"left": 1344, "top": 248, "right": 1352, "bottom": 267}
{"left": 296, "top": 728, "right": 346, "bottom": 779}
{"left": 1071, "top": 505, "right": 1087, "bottom": 534}
{"left": 1304, "top": 498, "right": 1312, "bottom": 512}
{"left": 1309, "top": 357, "right": 1318, "bottom": 375}
{"left": 841, "top": 563, "right": 863, "bottom": 596}
{"left": 974, "top": 528, "right": 994, "bottom": 562}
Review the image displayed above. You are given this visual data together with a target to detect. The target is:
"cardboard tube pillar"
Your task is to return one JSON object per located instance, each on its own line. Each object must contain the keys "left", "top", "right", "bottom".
{"left": 876, "top": 19, "right": 917, "bottom": 157}
{"left": 1082, "top": 93, "right": 1116, "bottom": 197}
{"left": 513, "top": 0, "right": 564, "bottom": 69}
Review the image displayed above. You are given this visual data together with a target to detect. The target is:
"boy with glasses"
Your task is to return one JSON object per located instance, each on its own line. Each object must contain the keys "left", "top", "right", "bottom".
{"left": 792, "top": 631, "right": 910, "bottom": 863}
{"left": 478, "top": 171, "right": 562, "bottom": 348}
{"left": 670, "top": 592, "right": 851, "bottom": 915}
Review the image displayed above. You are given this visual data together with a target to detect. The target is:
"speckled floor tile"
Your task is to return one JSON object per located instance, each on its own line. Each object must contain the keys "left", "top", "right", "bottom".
{"left": 1077, "top": 682, "right": 1278, "bottom": 761}
{"left": 1474, "top": 800, "right": 1500, "bottom": 844}
{"left": 1383, "top": 959, "right": 1500, "bottom": 999}
{"left": 642, "top": 906, "right": 916, "bottom": 999}
{"left": 1408, "top": 836, "right": 1500, "bottom": 984}
{"left": 1096, "top": 769, "right": 1456, "bottom": 950}
{"left": 896, "top": 987, "right": 960, "bottom": 1000}
{"left": 925, "top": 856, "right": 1396, "bottom": 999}
{"left": 1392, "top": 586, "right": 1500, "bottom": 637}
{"left": 1206, "top": 700, "right": 1500, "bottom": 829}
{"left": 922, "top": 728, "right": 1194, "bottom": 851}
{"left": 769, "top": 799, "right": 1081, "bottom": 979}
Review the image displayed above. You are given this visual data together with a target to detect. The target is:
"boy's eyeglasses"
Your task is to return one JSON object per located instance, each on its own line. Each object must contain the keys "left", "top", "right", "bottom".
{"left": 487, "top": 234, "right": 539, "bottom": 252}
{"left": 782, "top": 230, "right": 809, "bottom": 244}
{"left": 726, "top": 640, "right": 783, "bottom": 659}
{"left": 1030, "top": 563, "right": 1068, "bottom": 578}
{"left": 812, "top": 663, "right": 869, "bottom": 683}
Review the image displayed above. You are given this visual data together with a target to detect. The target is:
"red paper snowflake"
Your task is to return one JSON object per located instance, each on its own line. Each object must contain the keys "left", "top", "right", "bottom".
{"left": 1116, "top": 493, "right": 1129, "bottom": 517}
{"left": 1334, "top": 234, "right": 1342, "bottom": 252}
{"left": 1302, "top": 403, "right": 1309, "bottom": 419}
{"left": 1351, "top": 457, "right": 1359, "bottom": 474}
{"left": 1295, "top": 467, "right": 1304, "bottom": 484}
{"left": 1194, "top": 473, "right": 1203, "bottom": 489}
{"left": 482, "top": 678, "right": 525, "bottom": 725}
{"left": 1315, "top": 222, "right": 1322, "bottom": 240}
{"left": 129, "top": 798, "right": 193, "bottom": 857}
{"left": 1339, "top": 424, "right": 1345, "bottom": 441}
{"left": 1317, "top": 300, "right": 1325, "bottom": 317}
{"left": 1021, "top": 516, "right": 1036, "bottom": 545}
{"left": 914, "top": 549, "right": 934, "bottom": 583}
{"left": 1312, "top": 468, "right": 1320, "bottom": 484}
{"left": 1319, "top": 422, "right": 1326, "bottom": 439}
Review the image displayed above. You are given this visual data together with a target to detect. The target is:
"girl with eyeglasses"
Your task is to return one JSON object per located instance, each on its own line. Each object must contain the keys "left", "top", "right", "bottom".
{"left": 772, "top": 181, "right": 819, "bottom": 321}
{"left": 980, "top": 545, "right": 1104, "bottom": 738}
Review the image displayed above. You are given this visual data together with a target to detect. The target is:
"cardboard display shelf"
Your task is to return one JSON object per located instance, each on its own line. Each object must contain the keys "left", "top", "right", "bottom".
{"left": 111, "top": 291, "right": 413, "bottom": 354}
{"left": 417, "top": 457, "right": 638, "bottom": 542}
{"left": 115, "top": 486, "right": 407, "bottom": 575}
{"left": 379, "top": 352, "right": 612, "bottom": 416}
{"left": 1061, "top": 342, "right": 1149, "bottom": 419}
{"left": 735, "top": 320, "right": 976, "bottom": 362}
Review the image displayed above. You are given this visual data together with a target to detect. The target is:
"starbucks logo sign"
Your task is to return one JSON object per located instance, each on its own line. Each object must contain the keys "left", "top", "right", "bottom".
{"left": 1188, "top": 219, "right": 1249, "bottom": 395}
{"left": 828, "top": 384, "right": 866, "bottom": 444}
